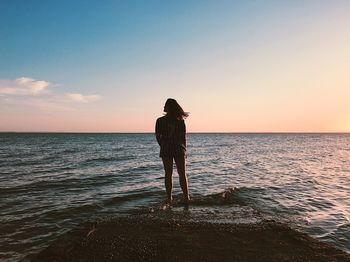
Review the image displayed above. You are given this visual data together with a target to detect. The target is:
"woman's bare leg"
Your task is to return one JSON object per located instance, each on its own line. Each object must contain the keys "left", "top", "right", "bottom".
{"left": 174, "top": 155, "right": 189, "bottom": 202}
{"left": 161, "top": 157, "right": 173, "bottom": 203}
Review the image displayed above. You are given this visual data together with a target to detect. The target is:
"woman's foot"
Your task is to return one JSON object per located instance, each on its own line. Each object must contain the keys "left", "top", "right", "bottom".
{"left": 165, "top": 197, "right": 173, "bottom": 205}
{"left": 182, "top": 195, "right": 190, "bottom": 205}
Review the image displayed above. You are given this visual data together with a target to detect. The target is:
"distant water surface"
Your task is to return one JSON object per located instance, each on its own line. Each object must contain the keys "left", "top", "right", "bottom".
{"left": 0, "top": 133, "right": 349, "bottom": 260}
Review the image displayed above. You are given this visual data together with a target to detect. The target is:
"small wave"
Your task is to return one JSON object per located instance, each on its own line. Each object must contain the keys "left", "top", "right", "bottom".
{"left": 0, "top": 176, "right": 84, "bottom": 194}
{"left": 45, "top": 203, "right": 104, "bottom": 218}
{"left": 83, "top": 155, "right": 135, "bottom": 164}
{"left": 0, "top": 171, "right": 129, "bottom": 193}
{"left": 0, "top": 159, "right": 40, "bottom": 167}
{"left": 170, "top": 187, "right": 265, "bottom": 207}
{"left": 103, "top": 190, "right": 163, "bottom": 206}
{"left": 188, "top": 188, "right": 243, "bottom": 206}
{"left": 60, "top": 148, "right": 81, "bottom": 154}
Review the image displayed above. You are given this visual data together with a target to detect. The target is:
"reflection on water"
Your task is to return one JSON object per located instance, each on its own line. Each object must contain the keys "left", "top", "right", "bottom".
{"left": 0, "top": 133, "right": 349, "bottom": 260}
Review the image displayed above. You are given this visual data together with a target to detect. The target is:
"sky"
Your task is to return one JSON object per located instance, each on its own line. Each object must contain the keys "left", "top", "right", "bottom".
{"left": 1, "top": 0, "right": 350, "bottom": 132}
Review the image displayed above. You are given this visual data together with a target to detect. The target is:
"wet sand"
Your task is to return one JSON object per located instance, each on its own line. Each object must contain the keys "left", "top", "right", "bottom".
{"left": 31, "top": 214, "right": 349, "bottom": 262}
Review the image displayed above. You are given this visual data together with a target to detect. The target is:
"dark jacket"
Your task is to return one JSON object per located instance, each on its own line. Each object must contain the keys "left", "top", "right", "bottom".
{"left": 155, "top": 116, "right": 186, "bottom": 157}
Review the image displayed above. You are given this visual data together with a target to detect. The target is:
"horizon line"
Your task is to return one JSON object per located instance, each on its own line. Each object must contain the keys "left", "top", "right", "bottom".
{"left": 1, "top": 131, "right": 350, "bottom": 134}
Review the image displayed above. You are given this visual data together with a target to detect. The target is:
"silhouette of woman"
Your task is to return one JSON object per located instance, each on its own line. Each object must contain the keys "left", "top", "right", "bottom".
{"left": 155, "top": 98, "right": 189, "bottom": 204}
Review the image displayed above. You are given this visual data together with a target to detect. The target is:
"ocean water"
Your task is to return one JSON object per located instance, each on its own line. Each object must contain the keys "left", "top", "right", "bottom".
{"left": 0, "top": 133, "right": 349, "bottom": 260}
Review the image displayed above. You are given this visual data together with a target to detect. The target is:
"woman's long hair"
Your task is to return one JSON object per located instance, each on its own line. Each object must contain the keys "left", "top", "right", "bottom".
{"left": 164, "top": 98, "right": 189, "bottom": 120}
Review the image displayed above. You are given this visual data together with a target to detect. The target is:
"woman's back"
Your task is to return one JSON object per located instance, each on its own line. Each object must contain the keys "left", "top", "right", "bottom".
{"left": 156, "top": 116, "right": 186, "bottom": 145}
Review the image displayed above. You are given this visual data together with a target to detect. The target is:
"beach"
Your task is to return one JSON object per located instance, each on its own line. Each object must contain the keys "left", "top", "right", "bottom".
{"left": 31, "top": 210, "right": 350, "bottom": 261}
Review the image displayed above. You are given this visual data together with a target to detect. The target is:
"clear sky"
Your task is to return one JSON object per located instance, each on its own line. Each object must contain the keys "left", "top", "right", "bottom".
{"left": 1, "top": 0, "right": 350, "bottom": 132}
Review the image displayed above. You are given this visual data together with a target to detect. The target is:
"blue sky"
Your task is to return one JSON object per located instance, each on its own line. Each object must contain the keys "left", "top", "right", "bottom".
{"left": 1, "top": 1, "right": 350, "bottom": 132}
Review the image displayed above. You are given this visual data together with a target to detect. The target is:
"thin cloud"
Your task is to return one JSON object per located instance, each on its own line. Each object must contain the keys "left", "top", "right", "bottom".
{"left": 66, "top": 93, "right": 101, "bottom": 103}
{"left": 0, "top": 77, "right": 102, "bottom": 110}
{"left": 0, "top": 77, "right": 50, "bottom": 96}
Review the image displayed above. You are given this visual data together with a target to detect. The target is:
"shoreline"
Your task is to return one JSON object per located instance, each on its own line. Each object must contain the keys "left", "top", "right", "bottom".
{"left": 30, "top": 214, "right": 350, "bottom": 262}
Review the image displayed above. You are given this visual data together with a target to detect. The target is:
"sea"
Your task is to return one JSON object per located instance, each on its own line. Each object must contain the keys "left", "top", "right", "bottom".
{"left": 0, "top": 133, "right": 349, "bottom": 260}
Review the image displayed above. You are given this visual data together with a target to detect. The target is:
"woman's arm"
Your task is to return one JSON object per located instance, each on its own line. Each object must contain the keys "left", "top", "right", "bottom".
{"left": 155, "top": 118, "right": 162, "bottom": 146}
{"left": 182, "top": 120, "right": 187, "bottom": 147}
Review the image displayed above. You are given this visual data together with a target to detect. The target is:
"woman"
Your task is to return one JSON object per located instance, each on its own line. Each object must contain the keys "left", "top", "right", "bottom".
{"left": 155, "top": 98, "right": 190, "bottom": 204}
